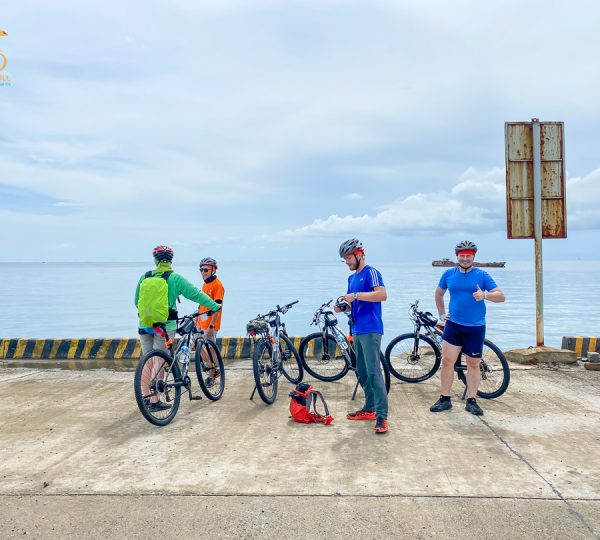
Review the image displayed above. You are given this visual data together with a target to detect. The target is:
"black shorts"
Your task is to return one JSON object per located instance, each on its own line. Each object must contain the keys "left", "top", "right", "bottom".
{"left": 442, "top": 320, "right": 485, "bottom": 359}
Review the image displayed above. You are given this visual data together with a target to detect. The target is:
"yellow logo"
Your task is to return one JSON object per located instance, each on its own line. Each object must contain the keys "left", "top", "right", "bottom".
{"left": 0, "top": 30, "right": 10, "bottom": 85}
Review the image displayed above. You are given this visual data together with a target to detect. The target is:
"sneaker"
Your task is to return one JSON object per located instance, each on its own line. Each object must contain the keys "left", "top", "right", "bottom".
{"left": 147, "top": 401, "right": 171, "bottom": 412}
{"left": 430, "top": 397, "right": 452, "bottom": 413}
{"left": 375, "top": 418, "right": 388, "bottom": 434}
{"left": 465, "top": 399, "right": 484, "bottom": 416}
{"left": 346, "top": 409, "right": 377, "bottom": 421}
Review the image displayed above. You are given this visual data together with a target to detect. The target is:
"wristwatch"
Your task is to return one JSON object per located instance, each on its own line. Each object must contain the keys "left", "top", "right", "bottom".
{"left": 353, "top": 292, "right": 359, "bottom": 301}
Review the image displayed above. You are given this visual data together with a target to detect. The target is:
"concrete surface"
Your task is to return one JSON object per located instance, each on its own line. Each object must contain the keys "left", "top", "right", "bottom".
{"left": 505, "top": 346, "right": 578, "bottom": 364}
{"left": 1, "top": 363, "right": 599, "bottom": 539}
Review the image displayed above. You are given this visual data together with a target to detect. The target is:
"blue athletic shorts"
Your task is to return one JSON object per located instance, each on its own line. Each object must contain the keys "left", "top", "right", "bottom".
{"left": 442, "top": 320, "right": 486, "bottom": 358}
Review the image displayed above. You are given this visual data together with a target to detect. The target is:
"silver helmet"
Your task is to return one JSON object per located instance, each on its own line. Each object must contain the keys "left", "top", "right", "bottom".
{"left": 455, "top": 240, "right": 478, "bottom": 255}
{"left": 339, "top": 238, "right": 363, "bottom": 258}
{"left": 199, "top": 257, "right": 218, "bottom": 268}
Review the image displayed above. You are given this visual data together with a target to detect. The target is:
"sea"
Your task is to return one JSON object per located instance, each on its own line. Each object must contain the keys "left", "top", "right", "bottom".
{"left": 1, "top": 261, "right": 597, "bottom": 351}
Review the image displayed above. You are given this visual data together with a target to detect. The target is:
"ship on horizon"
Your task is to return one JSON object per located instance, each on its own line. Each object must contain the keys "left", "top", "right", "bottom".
{"left": 432, "top": 258, "right": 506, "bottom": 268}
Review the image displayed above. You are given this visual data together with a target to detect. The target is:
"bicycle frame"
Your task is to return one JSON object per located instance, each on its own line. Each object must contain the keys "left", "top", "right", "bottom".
{"left": 248, "top": 300, "right": 299, "bottom": 402}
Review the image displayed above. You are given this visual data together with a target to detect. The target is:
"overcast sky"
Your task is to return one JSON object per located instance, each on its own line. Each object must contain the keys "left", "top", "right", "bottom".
{"left": 1, "top": 0, "right": 599, "bottom": 263}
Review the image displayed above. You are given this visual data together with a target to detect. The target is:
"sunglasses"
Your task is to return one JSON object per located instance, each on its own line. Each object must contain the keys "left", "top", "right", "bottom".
{"left": 200, "top": 267, "right": 211, "bottom": 273}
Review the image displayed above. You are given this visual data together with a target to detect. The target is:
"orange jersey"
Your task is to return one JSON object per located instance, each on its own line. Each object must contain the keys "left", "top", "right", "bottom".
{"left": 198, "top": 276, "right": 224, "bottom": 331}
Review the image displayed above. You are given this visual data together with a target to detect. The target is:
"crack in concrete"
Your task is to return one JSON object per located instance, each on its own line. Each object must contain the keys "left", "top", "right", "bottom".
{"left": 0, "top": 370, "right": 42, "bottom": 383}
{"left": 479, "top": 416, "right": 599, "bottom": 539}
{"left": 2, "top": 493, "right": 600, "bottom": 501}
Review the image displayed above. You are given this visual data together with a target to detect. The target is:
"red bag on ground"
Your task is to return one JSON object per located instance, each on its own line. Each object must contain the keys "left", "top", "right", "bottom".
{"left": 289, "top": 383, "right": 333, "bottom": 425}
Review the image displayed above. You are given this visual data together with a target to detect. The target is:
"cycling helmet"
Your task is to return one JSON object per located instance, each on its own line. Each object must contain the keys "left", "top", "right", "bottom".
{"left": 199, "top": 257, "right": 217, "bottom": 268}
{"left": 152, "top": 245, "right": 174, "bottom": 262}
{"left": 339, "top": 238, "right": 363, "bottom": 258}
{"left": 455, "top": 240, "right": 478, "bottom": 255}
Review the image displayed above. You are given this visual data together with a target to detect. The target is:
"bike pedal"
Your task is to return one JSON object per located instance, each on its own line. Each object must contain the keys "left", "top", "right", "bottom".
{"left": 191, "top": 396, "right": 203, "bottom": 400}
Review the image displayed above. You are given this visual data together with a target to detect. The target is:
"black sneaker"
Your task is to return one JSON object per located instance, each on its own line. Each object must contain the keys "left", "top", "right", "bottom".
{"left": 465, "top": 399, "right": 483, "bottom": 416}
{"left": 430, "top": 397, "right": 452, "bottom": 413}
{"left": 147, "top": 401, "right": 171, "bottom": 412}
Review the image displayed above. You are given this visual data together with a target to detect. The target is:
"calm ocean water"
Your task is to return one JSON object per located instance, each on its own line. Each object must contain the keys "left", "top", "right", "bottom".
{"left": 1, "top": 261, "right": 597, "bottom": 351}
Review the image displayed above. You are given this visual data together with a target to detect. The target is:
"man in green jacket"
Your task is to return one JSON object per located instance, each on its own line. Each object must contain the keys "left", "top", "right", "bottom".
{"left": 135, "top": 245, "right": 221, "bottom": 355}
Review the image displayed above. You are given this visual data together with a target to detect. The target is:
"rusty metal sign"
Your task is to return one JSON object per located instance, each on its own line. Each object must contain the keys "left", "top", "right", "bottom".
{"left": 505, "top": 121, "right": 567, "bottom": 238}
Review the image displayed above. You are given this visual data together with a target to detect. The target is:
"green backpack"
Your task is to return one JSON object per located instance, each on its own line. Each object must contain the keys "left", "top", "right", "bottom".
{"left": 138, "top": 271, "right": 173, "bottom": 327}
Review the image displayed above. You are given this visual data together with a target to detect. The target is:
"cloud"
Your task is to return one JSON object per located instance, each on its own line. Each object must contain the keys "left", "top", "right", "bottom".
{"left": 280, "top": 168, "right": 507, "bottom": 237}
{"left": 567, "top": 168, "right": 600, "bottom": 230}
{"left": 344, "top": 192, "right": 362, "bottom": 201}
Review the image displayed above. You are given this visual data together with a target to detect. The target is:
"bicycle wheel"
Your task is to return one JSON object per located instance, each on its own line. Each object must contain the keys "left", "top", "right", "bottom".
{"left": 279, "top": 334, "right": 303, "bottom": 384}
{"left": 195, "top": 339, "right": 225, "bottom": 401}
{"left": 456, "top": 339, "right": 510, "bottom": 399}
{"left": 350, "top": 351, "right": 391, "bottom": 394}
{"left": 252, "top": 339, "right": 278, "bottom": 404}
{"left": 384, "top": 333, "right": 441, "bottom": 382}
{"left": 134, "top": 349, "right": 181, "bottom": 426}
{"left": 299, "top": 332, "right": 349, "bottom": 382}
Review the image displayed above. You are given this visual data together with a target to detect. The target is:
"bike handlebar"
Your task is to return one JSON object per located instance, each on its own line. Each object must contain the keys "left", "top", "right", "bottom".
{"left": 256, "top": 300, "right": 299, "bottom": 319}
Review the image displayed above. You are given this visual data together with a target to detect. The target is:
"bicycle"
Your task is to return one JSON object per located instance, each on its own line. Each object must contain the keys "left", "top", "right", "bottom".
{"left": 133, "top": 311, "right": 225, "bottom": 426}
{"left": 247, "top": 300, "right": 303, "bottom": 405}
{"left": 298, "top": 298, "right": 391, "bottom": 400}
{"left": 384, "top": 301, "right": 510, "bottom": 399}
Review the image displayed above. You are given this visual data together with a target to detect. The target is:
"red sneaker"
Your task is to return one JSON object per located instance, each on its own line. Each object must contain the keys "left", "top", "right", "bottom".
{"left": 375, "top": 418, "right": 388, "bottom": 434}
{"left": 346, "top": 409, "right": 377, "bottom": 421}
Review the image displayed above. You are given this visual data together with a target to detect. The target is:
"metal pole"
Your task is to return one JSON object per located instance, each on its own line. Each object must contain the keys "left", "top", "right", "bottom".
{"left": 532, "top": 118, "right": 544, "bottom": 346}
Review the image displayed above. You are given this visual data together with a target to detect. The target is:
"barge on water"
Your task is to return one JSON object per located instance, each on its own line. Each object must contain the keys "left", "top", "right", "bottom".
{"left": 432, "top": 258, "right": 505, "bottom": 268}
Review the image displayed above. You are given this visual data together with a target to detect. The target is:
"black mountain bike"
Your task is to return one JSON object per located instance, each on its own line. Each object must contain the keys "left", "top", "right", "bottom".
{"left": 134, "top": 312, "right": 225, "bottom": 426}
{"left": 384, "top": 301, "right": 510, "bottom": 399}
{"left": 247, "top": 300, "right": 303, "bottom": 405}
{"left": 298, "top": 299, "right": 391, "bottom": 399}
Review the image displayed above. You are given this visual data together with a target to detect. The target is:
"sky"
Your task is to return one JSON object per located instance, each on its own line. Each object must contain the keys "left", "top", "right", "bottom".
{"left": 1, "top": 0, "right": 600, "bottom": 263}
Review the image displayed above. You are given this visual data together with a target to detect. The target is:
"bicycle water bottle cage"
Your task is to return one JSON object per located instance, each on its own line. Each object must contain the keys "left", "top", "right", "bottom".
{"left": 324, "top": 311, "right": 338, "bottom": 327}
{"left": 419, "top": 312, "right": 438, "bottom": 327}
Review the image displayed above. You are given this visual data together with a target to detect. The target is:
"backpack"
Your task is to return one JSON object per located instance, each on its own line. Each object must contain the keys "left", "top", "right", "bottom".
{"left": 137, "top": 271, "right": 174, "bottom": 327}
{"left": 289, "top": 383, "right": 334, "bottom": 425}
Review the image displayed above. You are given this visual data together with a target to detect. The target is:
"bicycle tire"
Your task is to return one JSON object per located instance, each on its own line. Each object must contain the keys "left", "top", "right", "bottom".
{"left": 299, "top": 332, "right": 349, "bottom": 382}
{"left": 195, "top": 339, "right": 225, "bottom": 401}
{"left": 349, "top": 350, "right": 391, "bottom": 394}
{"left": 279, "top": 334, "right": 304, "bottom": 384}
{"left": 384, "top": 333, "right": 441, "bottom": 382}
{"left": 456, "top": 339, "right": 510, "bottom": 399}
{"left": 252, "top": 339, "right": 278, "bottom": 404}
{"left": 134, "top": 349, "right": 182, "bottom": 427}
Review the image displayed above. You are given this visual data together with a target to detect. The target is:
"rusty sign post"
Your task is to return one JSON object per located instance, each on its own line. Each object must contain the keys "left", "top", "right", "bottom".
{"left": 505, "top": 119, "right": 567, "bottom": 346}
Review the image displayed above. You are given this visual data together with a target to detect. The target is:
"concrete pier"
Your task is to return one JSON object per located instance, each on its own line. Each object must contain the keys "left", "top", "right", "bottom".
{"left": 1, "top": 363, "right": 599, "bottom": 538}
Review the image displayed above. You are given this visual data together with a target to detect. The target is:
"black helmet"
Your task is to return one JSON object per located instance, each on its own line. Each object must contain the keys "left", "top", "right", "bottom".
{"left": 199, "top": 257, "right": 217, "bottom": 268}
{"left": 455, "top": 240, "right": 477, "bottom": 255}
{"left": 152, "top": 245, "right": 174, "bottom": 262}
{"left": 339, "top": 238, "right": 363, "bottom": 258}
{"left": 419, "top": 311, "right": 438, "bottom": 327}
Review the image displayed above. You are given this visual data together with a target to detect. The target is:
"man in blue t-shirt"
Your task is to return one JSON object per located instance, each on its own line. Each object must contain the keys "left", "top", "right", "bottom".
{"left": 334, "top": 238, "right": 389, "bottom": 434}
{"left": 430, "top": 240, "right": 505, "bottom": 416}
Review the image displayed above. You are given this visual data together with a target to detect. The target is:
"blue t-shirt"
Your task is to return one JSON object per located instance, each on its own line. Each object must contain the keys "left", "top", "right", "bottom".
{"left": 347, "top": 265, "right": 385, "bottom": 335}
{"left": 438, "top": 267, "right": 498, "bottom": 327}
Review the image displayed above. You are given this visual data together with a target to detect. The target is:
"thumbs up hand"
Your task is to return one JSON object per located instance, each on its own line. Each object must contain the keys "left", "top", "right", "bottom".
{"left": 473, "top": 284, "right": 485, "bottom": 302}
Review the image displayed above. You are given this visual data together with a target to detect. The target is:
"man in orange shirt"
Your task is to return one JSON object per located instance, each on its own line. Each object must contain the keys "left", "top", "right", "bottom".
{"left": 197, "top": 257, "right": 224, "bottom": 341}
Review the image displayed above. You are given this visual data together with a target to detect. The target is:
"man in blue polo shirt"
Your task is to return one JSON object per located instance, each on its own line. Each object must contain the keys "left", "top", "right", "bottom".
{"left": 430, "top": 240, "right": 505, "bottom": 416}
{"left": 335, "top": 238, "right": 389, "bottom": 434}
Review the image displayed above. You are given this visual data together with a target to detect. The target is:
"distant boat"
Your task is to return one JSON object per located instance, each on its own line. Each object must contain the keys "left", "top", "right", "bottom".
{"left": 432, "top": 258, "right": 505, "bottom": 268}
